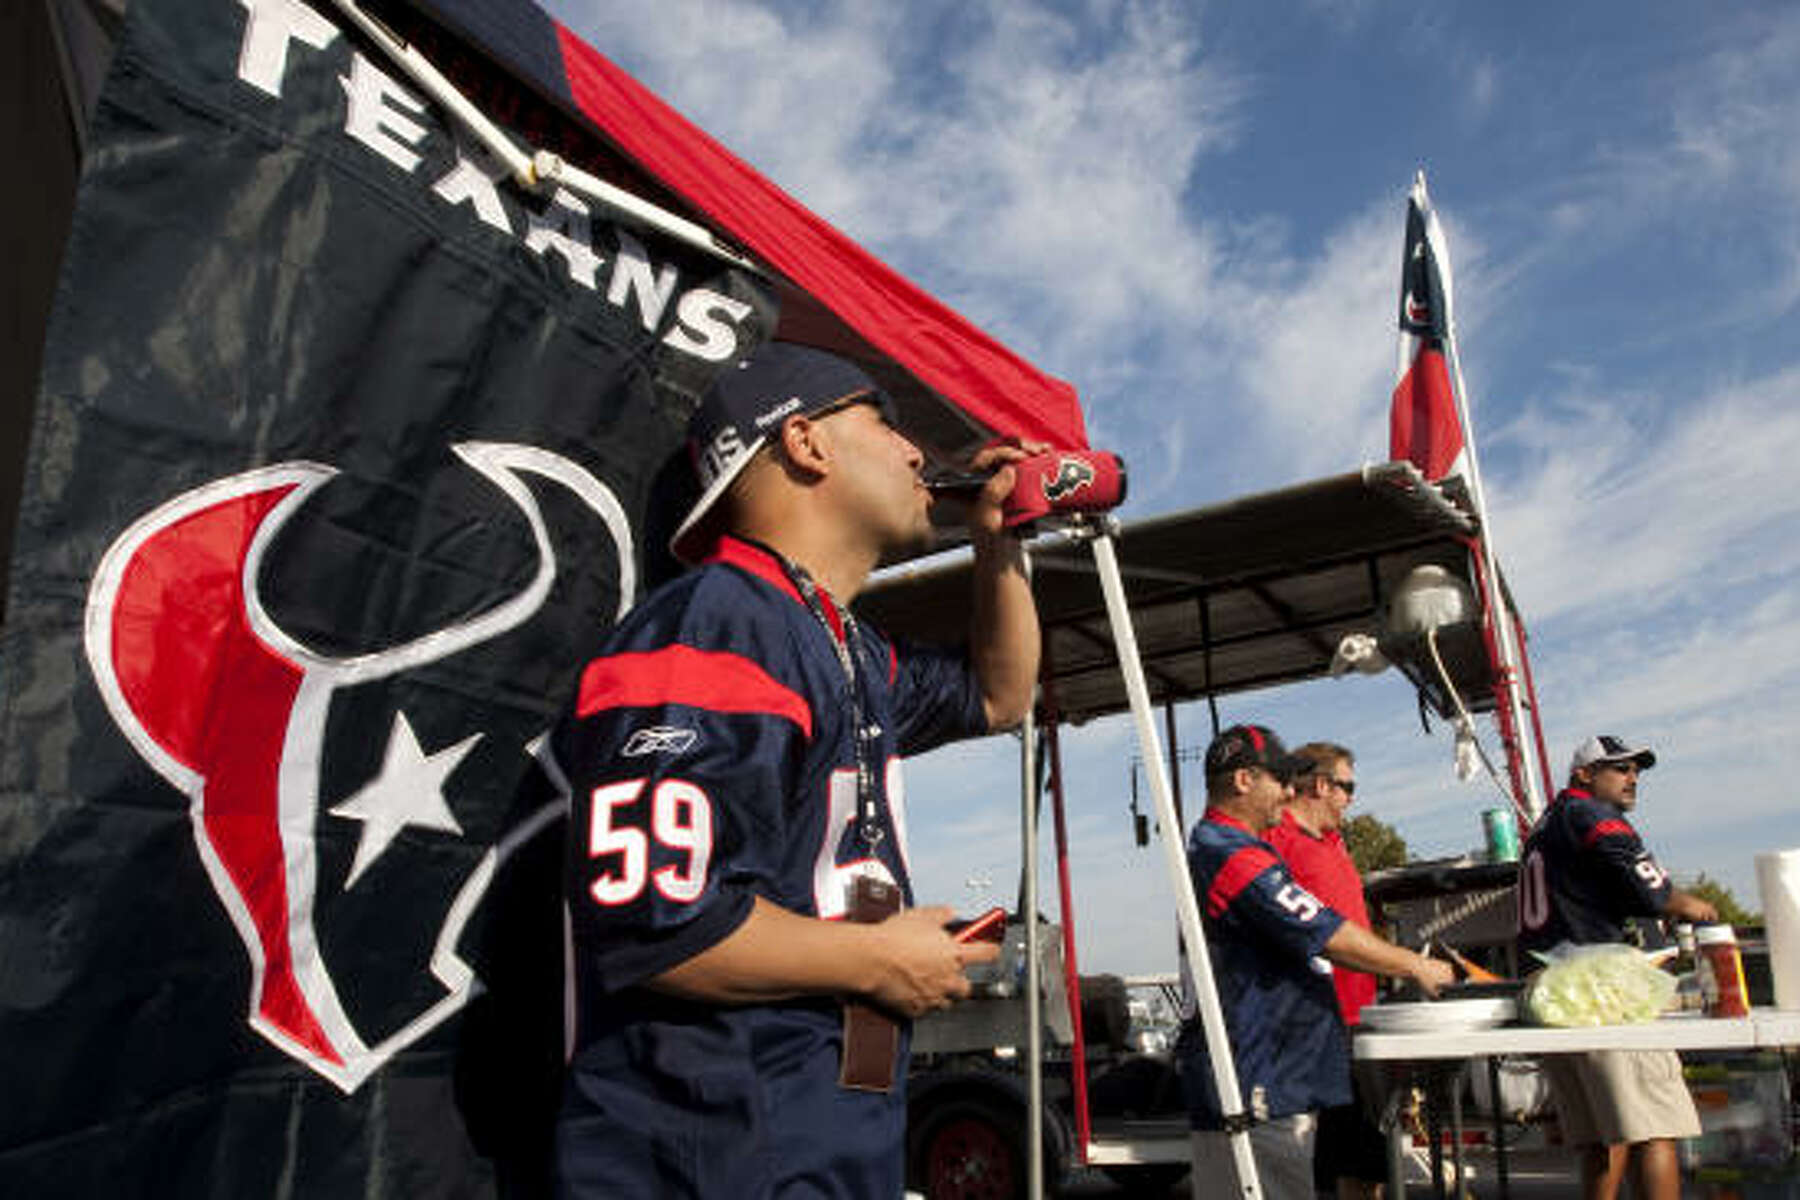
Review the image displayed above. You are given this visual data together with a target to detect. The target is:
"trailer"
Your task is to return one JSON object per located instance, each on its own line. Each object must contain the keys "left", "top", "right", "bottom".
{"left": 859, "top": 461, "right": 1549, "bottom": 1197}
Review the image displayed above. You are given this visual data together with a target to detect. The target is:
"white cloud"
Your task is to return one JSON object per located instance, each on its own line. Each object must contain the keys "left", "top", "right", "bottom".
{"left": 1465, "top": 58, "right": 1498, "bottom": 118}
{"left": 551, "top": 0, "right": 1239, "bottom": 335}
{"left": 1489, "top": 363, "right": 1800, "bottom": 625}
{"left": 546, "top": 0, "right": 904, "bottom": 217}
{"left": 550, "top": 0, "right": 1279, "bottom": 509}
{"left": 1511, "top": 8, "right": 1800, "bottom": 330}
{"left": 1227, "top": 202, "right": 1398, "bottom": 475}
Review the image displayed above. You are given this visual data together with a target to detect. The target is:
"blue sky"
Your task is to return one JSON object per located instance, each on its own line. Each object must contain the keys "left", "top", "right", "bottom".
{"left": 546, "top": 0, "right": 1800, "bottom": 973}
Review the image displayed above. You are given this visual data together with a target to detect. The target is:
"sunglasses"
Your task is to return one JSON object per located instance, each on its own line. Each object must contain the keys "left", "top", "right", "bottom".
{"left": 1598, "top": 761, "right": 1640, "bottom": 775}
{"left": 1298, "top": 773, "right": 1355, "bottom": 796}
{"left": 811, "top": 388, "right": 894, "bottom": 424}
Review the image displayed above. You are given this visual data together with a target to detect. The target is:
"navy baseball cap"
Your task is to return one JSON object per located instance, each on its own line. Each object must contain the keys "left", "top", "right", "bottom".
{"left": 671, "top": 343, "right": 896, "bottom": 562}
{"left": 1570, "top": 734, "right": 1656, "bottom": 773}
{"left": 1204, "top": 724, "right": 1306, "bottom": 781}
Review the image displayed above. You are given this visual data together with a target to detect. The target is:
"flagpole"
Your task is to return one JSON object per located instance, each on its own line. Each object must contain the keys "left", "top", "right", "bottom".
{"left": 1415, "top": 172, "right": 1549, "bottom": 821}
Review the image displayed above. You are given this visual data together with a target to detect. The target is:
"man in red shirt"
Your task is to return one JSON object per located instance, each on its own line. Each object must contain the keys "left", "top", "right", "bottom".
{"left": 1268, "top": 742, "right": 1386, "bottom": 1199}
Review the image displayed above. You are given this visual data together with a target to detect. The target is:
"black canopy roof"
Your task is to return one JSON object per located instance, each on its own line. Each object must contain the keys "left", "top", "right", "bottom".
{"left": 858, "top": 462, "right": 1504, "bottom": 725}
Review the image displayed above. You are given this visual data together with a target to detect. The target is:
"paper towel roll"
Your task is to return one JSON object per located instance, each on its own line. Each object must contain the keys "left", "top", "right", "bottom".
{"left": 1755, "top": 848, "right": 1800, "bottom": 1010}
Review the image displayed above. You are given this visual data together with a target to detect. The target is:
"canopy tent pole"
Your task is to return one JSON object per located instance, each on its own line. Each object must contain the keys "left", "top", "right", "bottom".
{"left": 1511, "top": 607, "right": 1556, "bottom": 811}
{"left": 1042, "top": 695, "right": 1094, "bottom": 1159}
{"left": 1010, "top": 549, "right": 1045, "bottom": 1198}
{"left": 1461, "top": 533, "right": 1549, "bottom": 829}
{"left": 1442, "top": 369, "right": 1546, "bottom": 821}
{"left": 324, "top": 0, "right": 762, "bottom": 273}
{"left": 1089, "top": 527, "right": 1261, "bottom": 1197}
{"left": 1020, "top": 700, "right": 1043, "bottom": 1197}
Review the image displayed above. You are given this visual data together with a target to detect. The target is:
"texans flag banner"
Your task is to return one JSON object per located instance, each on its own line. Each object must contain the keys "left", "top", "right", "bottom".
{"left": 0, "top": 0, "right": 775, "bottom": 1194}
{"left": 1389, "top": 171, "right": 1467, "bottom": 483}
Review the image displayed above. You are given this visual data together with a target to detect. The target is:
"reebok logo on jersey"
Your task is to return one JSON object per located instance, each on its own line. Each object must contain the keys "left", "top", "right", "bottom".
{"left": 622, "top": 726, "right": 699, "bottom": 757}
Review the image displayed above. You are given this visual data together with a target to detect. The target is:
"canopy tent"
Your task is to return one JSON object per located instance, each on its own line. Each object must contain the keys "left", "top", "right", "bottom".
{"left": 862, "top": 462, "right": 1502, "bottom": 725}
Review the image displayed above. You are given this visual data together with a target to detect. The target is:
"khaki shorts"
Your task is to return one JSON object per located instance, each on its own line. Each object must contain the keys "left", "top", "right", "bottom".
{"left": 1542, "top": 1050, "right": 1700, "bottom": 1146}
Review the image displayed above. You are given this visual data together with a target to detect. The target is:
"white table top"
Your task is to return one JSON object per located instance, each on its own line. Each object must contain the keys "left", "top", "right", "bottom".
{"left": 1353, "top": 1007, "right": 1800, "bottom": 1061}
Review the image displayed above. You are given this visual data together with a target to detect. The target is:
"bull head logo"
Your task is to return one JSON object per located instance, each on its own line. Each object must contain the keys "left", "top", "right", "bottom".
{"left": 82, "top": 443, "right": 629, "bottom": 1092}
{"left": 1042, "top": 455, "right": 1096, "bottom": 502}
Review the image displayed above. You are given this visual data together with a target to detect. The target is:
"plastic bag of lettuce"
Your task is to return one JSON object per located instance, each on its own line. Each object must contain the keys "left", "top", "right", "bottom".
{"left": 1524, "top": 944, "right": 1675, "bottom": 1027}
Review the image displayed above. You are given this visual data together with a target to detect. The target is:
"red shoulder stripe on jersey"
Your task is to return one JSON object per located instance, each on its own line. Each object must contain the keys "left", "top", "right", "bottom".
{"left": 1208, "top": 845, "right": 1278, "bottom": 917}
{"left": 1583, "top": 818, "right": 1636, "bottom": 847}
{"left": 577, "top": 645, "right": 813, "bottom": 736}
{"left": 887, "top": 642, "right": 897, "bottom": 685}
{"left": 710, "top": 536, "right": 846, "bottom": 639}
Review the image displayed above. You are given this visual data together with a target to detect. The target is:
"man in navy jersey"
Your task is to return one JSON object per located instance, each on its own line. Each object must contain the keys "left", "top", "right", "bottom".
{"left": 1517, "top": 735, "right": 1716, "bottom": 1200}
{"left": 553, "top": 343, "right": 1040, "bottom": 1198}
{"left": 1178, "top": 724, "right": 1450, "bottom": 1199}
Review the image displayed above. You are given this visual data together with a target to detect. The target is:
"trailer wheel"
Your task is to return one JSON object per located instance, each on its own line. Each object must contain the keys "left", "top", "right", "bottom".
{"left": 910, "top": 1097, "right": 1026, "bottom": 1200}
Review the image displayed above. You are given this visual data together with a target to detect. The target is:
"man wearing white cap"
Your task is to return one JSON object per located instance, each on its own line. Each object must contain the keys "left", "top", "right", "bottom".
{"left": 553, "top": 342, "right": 1042, "bottom": 1198}
{"left": 1518, "top": 735, "right": 1718, "bottom": 1200}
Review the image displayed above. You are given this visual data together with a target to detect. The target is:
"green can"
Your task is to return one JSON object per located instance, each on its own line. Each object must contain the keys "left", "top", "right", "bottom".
{"left": 1483, "top": 808, "right": 1521, "bottom": 862}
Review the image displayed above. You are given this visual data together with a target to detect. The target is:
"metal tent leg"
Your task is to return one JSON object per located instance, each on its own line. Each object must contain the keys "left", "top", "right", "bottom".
{"left": 1021, "top": 638, "right": 1043, "bottom": 1196}
{"left": 1088, "top": 529, "right": 1261, "bottom": 1197}
{"left": 1488, "top": 1056, "right": 1510, "bottom": 1199}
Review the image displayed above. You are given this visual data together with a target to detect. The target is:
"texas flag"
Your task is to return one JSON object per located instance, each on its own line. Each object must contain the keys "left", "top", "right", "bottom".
{"left": 1390, "top": 172, "right": 1467, "bottom": 482}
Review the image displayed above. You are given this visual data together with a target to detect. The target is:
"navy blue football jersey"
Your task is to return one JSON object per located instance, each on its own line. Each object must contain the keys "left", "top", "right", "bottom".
{"left": 1176, "top": 810, "right": 1350, "bottom": 1129}
{"left": 554, "top": 537, "right": 986, "bottom": 1199}
{"left": 1517, "top": 787, "right": 1674, "bottom": 954}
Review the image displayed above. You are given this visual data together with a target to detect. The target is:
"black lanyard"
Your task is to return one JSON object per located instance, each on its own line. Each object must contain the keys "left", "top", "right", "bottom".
{"left": 776, "top": 553, "right": 884, "bottom": 854}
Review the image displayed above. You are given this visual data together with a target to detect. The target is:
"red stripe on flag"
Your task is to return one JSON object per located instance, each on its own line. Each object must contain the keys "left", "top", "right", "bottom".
{"left": 577, "top": 645, "right": 813, "bottom": 737}
{"left": 1390, "top": 344, "right": 1463, "bottom": 480}
{"left": 1208, "top": 846, "right": 1278, "bottom": 917}
{"left": 112, "top": 485, "right": 343, "bottom": 1065}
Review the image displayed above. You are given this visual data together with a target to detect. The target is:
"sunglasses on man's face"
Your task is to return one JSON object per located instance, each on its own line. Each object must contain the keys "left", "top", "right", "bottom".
{"left": 1599, "top": 761, "right": 1640, "bottom": 775}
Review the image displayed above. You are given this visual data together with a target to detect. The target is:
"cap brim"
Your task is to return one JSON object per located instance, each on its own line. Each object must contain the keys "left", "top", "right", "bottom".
{"left": 1588, "top": 748, "right": 1656, "bottom": 771}
{"left": 669, "top": 432, "right": 768, "bottom": 563}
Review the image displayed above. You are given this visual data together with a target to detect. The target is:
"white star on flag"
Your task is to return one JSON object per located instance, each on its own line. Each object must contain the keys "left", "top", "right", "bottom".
{"left": 330, "top": 711, "right": 480, "bottom": 888}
